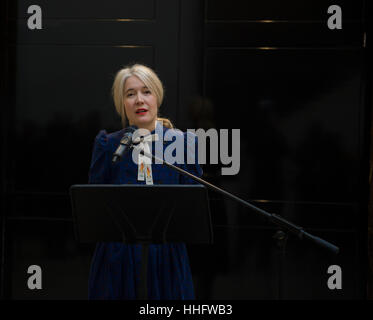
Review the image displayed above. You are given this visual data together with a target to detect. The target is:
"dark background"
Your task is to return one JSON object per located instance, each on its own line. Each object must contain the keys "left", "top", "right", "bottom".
{"left": 1, "top": 0, "right": 371, "bottom": 299}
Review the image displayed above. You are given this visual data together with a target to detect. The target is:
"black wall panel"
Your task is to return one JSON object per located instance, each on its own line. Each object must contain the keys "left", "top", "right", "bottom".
{"left": 206, "top": 48, "right": 361, "bottom": 202}
{"left": 9, "top": 1, "right": 156, "bottom": 19}
{"left": 200, "top": 0, "right": 368, "bottom": 300}
{"left": 206, "top": 0, "right": 363, "bottom": 20}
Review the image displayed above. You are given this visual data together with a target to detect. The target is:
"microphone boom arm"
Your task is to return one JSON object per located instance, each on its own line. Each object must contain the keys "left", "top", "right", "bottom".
{"left": 137, "top": 147, "right": 340, "bottom": 255}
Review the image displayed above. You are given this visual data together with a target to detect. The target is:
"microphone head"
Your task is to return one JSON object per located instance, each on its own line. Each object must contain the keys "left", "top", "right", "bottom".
{"left": 112, "top": 125, "right": 139, "bottom": 163}
{"left": 120, "top": 125, "right": 138, "bottom": 145}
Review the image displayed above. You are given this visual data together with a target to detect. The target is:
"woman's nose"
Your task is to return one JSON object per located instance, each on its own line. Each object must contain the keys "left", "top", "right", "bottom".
{"left": 136, "top": 93, "right": 144, "bottom": 104}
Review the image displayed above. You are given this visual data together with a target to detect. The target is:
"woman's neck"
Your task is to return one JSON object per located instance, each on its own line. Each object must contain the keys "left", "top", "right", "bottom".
{"left": 129, "top": 120, "right": 156, "bottom": 133}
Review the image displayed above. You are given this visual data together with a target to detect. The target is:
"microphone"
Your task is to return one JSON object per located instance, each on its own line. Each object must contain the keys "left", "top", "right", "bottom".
{"left": 112, "top": 125, "right": 138, "bottom": 163}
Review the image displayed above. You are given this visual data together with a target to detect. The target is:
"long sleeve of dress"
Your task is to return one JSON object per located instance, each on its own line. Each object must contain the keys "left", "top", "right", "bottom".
{"left": 179, "top": 131, "right": 203, "bottom": 184}
{"left": 88, "top": 130, "right": 112, "bottom": 184}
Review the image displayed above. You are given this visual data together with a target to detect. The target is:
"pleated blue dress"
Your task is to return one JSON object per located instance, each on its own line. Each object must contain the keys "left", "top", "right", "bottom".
{"left": 87, "top": 123, "right": 202, "bottom": 300}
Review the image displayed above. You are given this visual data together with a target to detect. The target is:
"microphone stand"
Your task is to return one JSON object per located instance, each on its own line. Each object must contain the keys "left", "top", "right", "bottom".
{"left": 129, "top": 139, "right": 339, "bottom": 300}
{"left": 134, "top": 145, "right": 340, "bottom": 255}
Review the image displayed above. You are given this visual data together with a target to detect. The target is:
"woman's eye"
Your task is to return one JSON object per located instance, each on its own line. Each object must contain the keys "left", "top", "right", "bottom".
{"left": 144, "top": 90, "right": 151, "bottom": 94}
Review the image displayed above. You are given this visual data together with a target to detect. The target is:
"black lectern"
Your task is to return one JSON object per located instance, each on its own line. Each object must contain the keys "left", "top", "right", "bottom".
{"left": 70, "top": 184, "right": 213, "bottom": 300}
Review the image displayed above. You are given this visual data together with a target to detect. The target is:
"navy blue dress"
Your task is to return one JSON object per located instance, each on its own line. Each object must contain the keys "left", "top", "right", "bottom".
{"left": 87, "top": 123, "right": 202, "bottom": 300}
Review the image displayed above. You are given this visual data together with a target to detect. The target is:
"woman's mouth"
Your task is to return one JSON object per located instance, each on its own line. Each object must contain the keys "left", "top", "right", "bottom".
{"left": 136, "top": 108, "right": 148, "bottom": 115}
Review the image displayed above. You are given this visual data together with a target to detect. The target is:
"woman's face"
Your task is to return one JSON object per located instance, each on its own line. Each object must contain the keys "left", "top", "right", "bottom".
{"left": 123, "top": 75, "right": 158, "bottom": 132}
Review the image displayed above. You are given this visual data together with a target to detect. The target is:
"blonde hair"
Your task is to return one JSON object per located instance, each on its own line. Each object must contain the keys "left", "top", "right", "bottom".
{"left": 112, "top": 64, "right": 173, "bottom": 129}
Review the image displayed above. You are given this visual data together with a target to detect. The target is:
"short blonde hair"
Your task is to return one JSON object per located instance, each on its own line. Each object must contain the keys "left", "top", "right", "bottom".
{"left": 112, "top": 63, "right": 173, "bottom": 128}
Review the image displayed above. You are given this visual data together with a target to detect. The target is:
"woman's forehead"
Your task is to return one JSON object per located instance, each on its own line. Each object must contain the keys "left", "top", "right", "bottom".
{"left": 124, "top": 75, "right": 147, "bottom": 90}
